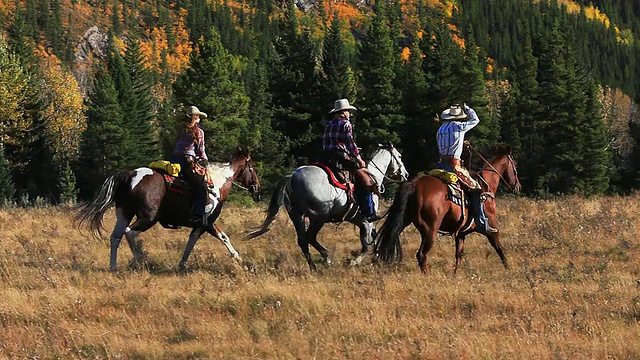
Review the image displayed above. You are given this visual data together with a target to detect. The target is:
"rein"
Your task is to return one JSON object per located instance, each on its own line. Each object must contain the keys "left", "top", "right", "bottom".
{"left": 369, "top": 148, "right": 403, "bottom": 183}
{"left": 230, "top": 160, "right": 255, "bottom": 191}
{"left": 469, "top": 147, "right": 517, "bottom": 193}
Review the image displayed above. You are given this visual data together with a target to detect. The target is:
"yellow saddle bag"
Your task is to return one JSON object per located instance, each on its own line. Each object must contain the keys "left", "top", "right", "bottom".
{"left": 148, "top": 160, "right": 181, "bottom": 177}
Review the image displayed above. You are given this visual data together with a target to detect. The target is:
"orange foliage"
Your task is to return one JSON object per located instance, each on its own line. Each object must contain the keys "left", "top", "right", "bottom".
{"left": 401, "top": 46, "right": 411, "bottom": 61}
{"left": 448, "top": 23, "right": 465, "bottom": 49}
{"left": 323, "top": 0, "right": 364, "bottom": 28}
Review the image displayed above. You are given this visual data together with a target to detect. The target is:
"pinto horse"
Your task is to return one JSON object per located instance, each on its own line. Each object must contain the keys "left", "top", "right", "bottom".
{"left": 375, "top": 144, "right": 521, "bottom": 273}
{"left": 248, "top": 143, "right": 409, "bottom": 270}
{"left": 74, "top": 147, "right": 259, "bottom": 271}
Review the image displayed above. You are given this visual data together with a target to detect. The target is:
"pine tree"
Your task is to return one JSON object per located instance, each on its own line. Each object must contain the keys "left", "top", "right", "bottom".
{"left": 503, "top": 26, "right": 541, "bottom": 193}
{"left": 0, "top": 147, "right": 16, "bottom": 206}
{"left": 269, "top": 1, "right": 322, "bottom": 164}
{"left": 574, "top": 78, "right": 612, "bottom": 195}
{"left": 421, "top": 20, "right": 465, "bottom": 111}
{"left": 123, "top": 38, "right": 160, "bottom": 164}
{"left": 57, "top": 161, "right": 78, "bottom": 205}
{"left": 460, "top": 24, "right": 497, "bottom": 149}
{"left": 357, "top": 0, "right": 404, "bottom": 151}
{"left": 321, "top": 13, "right": 356, "bottom": 102}
{"left": 534, "top": 19, "right": 610, "bottom": 195}
{"left": 173, "top": 29, "right": 251, "bottom": 161}
{"left": 399, "top": 37, "right": 435, "bottom": 173}
{"left": 77, "top": 67, "right": 128, "bottom": 198}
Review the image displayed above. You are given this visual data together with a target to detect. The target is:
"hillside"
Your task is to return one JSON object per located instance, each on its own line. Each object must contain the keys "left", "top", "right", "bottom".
{"left": 1, "top": 0, "right": 640, "bottom": 206}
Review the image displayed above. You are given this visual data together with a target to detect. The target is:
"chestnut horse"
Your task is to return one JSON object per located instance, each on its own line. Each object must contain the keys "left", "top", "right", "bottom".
{"left": 375, "top": 144, "right": 521, "bottom": 273}
{"left": 74, "top": 147, "right": 259, "bottom": 271}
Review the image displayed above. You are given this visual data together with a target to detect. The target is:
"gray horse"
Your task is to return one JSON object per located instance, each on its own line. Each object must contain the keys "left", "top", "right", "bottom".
{"left": 248, "top": 143, "right": 409, "bottom": 270}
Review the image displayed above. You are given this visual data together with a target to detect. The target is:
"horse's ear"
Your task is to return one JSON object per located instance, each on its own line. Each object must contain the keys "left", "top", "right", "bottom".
{"left": 505, "top": 144, "right": 512, "bottom": 155}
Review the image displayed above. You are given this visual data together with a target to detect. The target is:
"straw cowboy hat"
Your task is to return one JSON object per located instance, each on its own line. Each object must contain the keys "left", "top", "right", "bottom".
{"left": 186, "top": 105, "right": 208, "bottom": 118}
{"left": 329, "top": 99, "right": 357, "bottom": 114}
{"left": 440, "top": 104, "right": 468, "bottom": 121}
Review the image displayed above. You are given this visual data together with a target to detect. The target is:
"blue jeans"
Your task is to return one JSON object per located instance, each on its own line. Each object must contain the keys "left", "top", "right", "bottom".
{"left": 170, "top": 154, "right": 206, "bottom": 217}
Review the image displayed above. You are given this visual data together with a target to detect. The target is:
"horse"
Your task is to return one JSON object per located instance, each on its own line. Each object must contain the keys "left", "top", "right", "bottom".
{"left": 248, "top": 143, "right": 409, "bottom": 271}
{"left": 375, "top": 144, "right": 521, "bottom": 273}
{"left": 74, "top": 147, "right": 260, "bottom": 271}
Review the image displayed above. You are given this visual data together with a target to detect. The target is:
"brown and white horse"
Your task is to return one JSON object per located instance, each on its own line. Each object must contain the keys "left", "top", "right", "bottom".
{"left": 74, "top": 147, "right": 259, "bottom": 271}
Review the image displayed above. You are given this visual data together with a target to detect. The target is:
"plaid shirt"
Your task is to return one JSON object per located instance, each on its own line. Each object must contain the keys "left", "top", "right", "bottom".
{"left": 436, "top": 105, "right": 479, "bottom": 159}
{"left": 174, "top": 125, "right": 207, "bottom": 160}
{"left": 322, "top": 116, "right": 360, "bottom": 158}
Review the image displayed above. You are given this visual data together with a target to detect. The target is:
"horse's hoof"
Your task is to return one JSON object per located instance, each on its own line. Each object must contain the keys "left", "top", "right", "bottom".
{"left": 324, "top": 257, "right": 332, "bottom": 267}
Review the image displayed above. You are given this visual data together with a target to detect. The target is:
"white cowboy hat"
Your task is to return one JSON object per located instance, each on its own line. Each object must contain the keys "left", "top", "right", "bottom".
{"left": 329, "top": 99, "right": 357, "bottom": 114}
{"left": 440, "top": 104, "right": 468, "bottom": 121}
{"left": 186, "top": 105, "right": 208, "bottom": 118}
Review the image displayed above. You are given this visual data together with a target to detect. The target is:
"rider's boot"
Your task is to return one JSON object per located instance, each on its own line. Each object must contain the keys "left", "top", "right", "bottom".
{"left": 468, "top": 189, "right": 497, "bottom": 234}
{"left": 193, "top": 184, "right": 209, "bottom": 227}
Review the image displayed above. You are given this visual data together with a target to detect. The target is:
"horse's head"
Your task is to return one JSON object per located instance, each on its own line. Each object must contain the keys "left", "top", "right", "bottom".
{"left": 231, "top": 147, "right": 261, "bottom": 201}
{"left": 493, "top": 145, "right": 521, "bottom": 194}
{"left": 374, "top": 142, "right": 409, "bottom": 181}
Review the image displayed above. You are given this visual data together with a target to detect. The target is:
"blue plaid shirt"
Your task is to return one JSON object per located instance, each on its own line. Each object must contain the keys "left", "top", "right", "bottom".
{"left": 436, "top": 105, "right": 480, "bottom": 159}
{"left": 322, "top": 116, "right": 360, "bottom": 158}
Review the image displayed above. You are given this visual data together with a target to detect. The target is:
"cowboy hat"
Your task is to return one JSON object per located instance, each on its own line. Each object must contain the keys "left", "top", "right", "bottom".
{"left": 440, "top": 104, "right": 468, "bottom": 121}
{"left": 186, "top": 105, "right": 208, "bottom": 118}
{"left": 329, "top": 99, "right": 357, "bottom": 114}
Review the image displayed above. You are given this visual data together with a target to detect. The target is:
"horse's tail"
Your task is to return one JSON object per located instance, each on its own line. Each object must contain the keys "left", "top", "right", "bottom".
{"left": 73, "top": 171, "right": 131, "bottom": 238}
{"left": 375, "top": 181, "right": 416, "bottom": 263}
{"left": 247, "top": 175, "right": 292, "bottom": 239}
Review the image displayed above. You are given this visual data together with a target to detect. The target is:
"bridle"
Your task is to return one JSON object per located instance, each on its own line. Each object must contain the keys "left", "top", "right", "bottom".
{"left": 471, "top": 149, "right": 519, "bottom": 193}
{"left": 231, "top": 157, "right": 258, "bottom": 193}
{"left": 369, "top": 147, "right": 405, "bottom": 183}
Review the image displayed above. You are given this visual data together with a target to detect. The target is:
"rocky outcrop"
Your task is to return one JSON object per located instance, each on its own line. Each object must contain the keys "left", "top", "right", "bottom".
{"left": 74, "top": 26, "right": 108, "bottom": 64}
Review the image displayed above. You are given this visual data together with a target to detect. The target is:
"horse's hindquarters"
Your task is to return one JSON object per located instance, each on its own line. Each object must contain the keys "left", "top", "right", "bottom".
{"left": 413, "top": 176, "right": 464, "bottom": 233}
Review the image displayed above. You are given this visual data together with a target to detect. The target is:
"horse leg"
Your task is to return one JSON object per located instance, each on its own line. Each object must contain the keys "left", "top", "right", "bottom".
{"left": 178, "top": 227, "right": 206, "bottom": 270}
{"left": 124, "top": 216, "right": 157, "bottom": 269}
{"left": 207, "top": 224, "right": 242, "bottom": 263}
{"left": 350, "top": 221, "right": 375, "bottom": 266}
{"left": 415, "top": 220, "right": 438, "bottom": 274}
{"left": 289, "top": 210, "right": 315, "bottom": 271}
{"left": 454, "top": 234, "right": 466, "bottom": 274}
{"left": 485, "top": 231, "right": 509, "bottom": 270}
{"left": 306, "top": 219, "right": 330, "bottom": 267}
{"left": 109, "top": 208, "right": 134, "bottom": 272}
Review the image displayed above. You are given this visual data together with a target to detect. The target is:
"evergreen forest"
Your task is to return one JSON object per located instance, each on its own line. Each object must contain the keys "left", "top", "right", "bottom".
{"left": 1, "top": 0, "right": 640, "bottom": 205}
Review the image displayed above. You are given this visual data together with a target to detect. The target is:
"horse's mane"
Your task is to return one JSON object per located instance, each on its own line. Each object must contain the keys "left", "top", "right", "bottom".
{"left": 467, "top": 144, "right": 512, "bottom": 171}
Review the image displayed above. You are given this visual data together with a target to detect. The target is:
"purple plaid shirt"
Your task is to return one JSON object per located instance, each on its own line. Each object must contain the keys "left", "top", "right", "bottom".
{"left": 322, "top": 116, "right": 360, "bottom": 158}
{"left": 174, "top": 125, "right": 207, "bottom": 160}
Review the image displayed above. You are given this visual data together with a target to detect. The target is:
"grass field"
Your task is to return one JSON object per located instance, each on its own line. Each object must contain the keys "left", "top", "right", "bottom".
{"left": 1, "top": 194, "right": 639, "bottom": 359}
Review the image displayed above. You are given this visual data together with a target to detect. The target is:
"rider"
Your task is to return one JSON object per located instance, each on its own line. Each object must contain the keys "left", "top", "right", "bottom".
{"left": 436, "top": 103, "right": 497, "bottom": 234}
{"left": 322, "top": 99, "right": 377, "bottom": 221}
{"left": 171, "top": 105, "right": 210, "bottom": 226}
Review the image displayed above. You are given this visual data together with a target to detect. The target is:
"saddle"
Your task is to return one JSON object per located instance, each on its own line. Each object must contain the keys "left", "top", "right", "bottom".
{"left": 313, "top": 162, "right": 354, "bottom": 193}
{"left": 428, "top": 169, "right": 466, "bottom": 207}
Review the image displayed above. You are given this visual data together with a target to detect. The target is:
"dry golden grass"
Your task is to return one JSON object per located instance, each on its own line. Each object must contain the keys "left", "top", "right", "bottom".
{"left": 1, "top": 195, "right": 640, "bottom": 359}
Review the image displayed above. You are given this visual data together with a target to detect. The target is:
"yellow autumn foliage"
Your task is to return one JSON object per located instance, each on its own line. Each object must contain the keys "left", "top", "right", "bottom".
{"left": 37, "top": 56, "right": 87, "bottom": 161}
{"left": 0, "top": 35, "right": 31, "bottom": 163}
